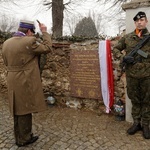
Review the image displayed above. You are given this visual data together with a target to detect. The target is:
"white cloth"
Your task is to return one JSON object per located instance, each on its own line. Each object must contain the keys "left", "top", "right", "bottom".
{"left": 98, "top": 40, "right": 113, "bottom": 113}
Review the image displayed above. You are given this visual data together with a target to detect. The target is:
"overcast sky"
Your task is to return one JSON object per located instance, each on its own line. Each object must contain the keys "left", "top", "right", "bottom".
{"left": 0, "top": 0, "right": 125, "bottom": 36}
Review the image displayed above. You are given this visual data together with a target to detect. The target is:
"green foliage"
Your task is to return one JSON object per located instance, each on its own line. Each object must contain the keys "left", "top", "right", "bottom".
{"left": 0, "top": 30, "right": 106, "bottom": 44}
{"left": 74, "top": 17, "right": 98, "bottom": 37}
{"left": 53, "top": 35, "right": 106, "bottom": 42}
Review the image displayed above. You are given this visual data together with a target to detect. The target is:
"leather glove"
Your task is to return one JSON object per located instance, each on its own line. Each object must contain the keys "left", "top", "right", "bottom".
{"left": 123, "top": 56, "right": 134, "bottom": 64}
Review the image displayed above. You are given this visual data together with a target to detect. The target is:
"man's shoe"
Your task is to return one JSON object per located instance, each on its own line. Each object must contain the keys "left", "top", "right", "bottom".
{"left": 143, "top": 125, "right": 150, "bottom": 139}
{"left": 127, "top": 123, "right": 142, "bottom": 135}
{"left": 16, "top": 136, "right": 39, "bottom": 147}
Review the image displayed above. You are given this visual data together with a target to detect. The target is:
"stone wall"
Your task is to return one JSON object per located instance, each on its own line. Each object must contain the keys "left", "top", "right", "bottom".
{"left": 0, "top": 43, "right": 7, "bottom": 93}
{"left": 0, "top": 38, "right": 125, "bottom": 112}
{"left": 111, "top": 39, "right": 126, "bottom": 103}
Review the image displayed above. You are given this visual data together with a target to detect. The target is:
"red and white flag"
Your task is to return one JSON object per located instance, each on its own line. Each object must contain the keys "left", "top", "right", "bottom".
{"left": 98, "top": 40, "right": 114, "bottom": 113}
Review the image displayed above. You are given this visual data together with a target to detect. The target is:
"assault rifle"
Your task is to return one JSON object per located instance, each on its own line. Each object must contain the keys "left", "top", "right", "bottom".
{"left": 122, "top": 34, "right": 150, "bottom": 70}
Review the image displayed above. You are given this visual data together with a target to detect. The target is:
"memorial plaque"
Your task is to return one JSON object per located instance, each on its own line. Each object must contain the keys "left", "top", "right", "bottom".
{"left": 70, "top": 50, "right": 102, "bottom": 99}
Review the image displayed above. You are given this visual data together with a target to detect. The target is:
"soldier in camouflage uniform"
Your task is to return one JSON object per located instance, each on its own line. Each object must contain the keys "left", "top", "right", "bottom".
{"left": 113, "top": 11, "right": 150, "bottom": 139}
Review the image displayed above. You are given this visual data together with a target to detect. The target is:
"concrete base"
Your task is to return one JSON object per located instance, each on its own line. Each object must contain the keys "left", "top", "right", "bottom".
{"left": 125, "top": 90, "right": 133, "bottom": 122}
{"left": 124, "top": 77, "right": 133, "bottom": 122}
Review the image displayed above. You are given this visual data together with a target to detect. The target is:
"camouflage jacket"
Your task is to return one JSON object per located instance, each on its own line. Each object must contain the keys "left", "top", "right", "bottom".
{"left": 113, "top": 28, "right": 150, "bottom": 78}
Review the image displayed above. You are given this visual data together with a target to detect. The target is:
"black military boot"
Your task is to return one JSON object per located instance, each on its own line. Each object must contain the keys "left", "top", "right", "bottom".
{"left": 127, "top": 123, "right": 142, "bottom": 135}
{"left": 142, "top": 125, "right": 150, "bottom": 139}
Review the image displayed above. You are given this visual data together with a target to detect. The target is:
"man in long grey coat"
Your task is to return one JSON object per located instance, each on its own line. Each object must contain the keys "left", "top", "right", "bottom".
{"left": 2, "top": 20, "right": 53, "bottom": 147}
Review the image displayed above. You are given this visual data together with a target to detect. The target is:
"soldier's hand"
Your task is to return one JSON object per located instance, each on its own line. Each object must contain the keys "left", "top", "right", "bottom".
{"left": 123, "top": 56, "right": 134, "bottom": 64}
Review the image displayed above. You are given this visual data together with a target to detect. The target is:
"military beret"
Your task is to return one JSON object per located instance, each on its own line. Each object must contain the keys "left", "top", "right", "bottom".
{"left": 133, "top": 11, "right": 146, "bottom": 21}
{"left": 19, "top": 20, "right": 35, "bottom": 32}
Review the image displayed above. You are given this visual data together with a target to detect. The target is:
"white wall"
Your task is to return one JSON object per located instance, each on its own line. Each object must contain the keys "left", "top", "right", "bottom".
{"left": 126, "top": 7, "right": 150, "bottom": 34}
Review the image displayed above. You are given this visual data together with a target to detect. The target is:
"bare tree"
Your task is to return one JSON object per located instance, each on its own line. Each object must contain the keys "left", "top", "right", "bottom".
{"left": 43, "top": 0, "right": 63, "bottom": 37}
{"left": 64, "top": 14, "right": 83, "bottom": 35}
{"left": 64, "top": 12, "right": 105, "bottom": 36}
{"left": 88, "top": 11, "right": 104, "bottom": 35}
{"left": 117, "top": 18, "right": 126, "bottom": 34}
{"left": 43, "top": 0, "right": 86, "bottom": 37}
{"left": 93, "top": 0, "right": 131, "bottom": 36}
{"left": 0, "top": 0, "right": 17, "bottom": 4}
{"left": 0, "top": 14, "right": 18, "bottom": 32}
{"left": 0, "top": 0, "right": 14, "bottom": 1}
{"left": 96, "top": 0, "right": 130, "bottom": 12}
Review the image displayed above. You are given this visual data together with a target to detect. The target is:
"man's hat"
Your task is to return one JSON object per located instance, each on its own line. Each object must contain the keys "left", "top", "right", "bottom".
{"left": 133, "top": 11, "right": 146, "bottom": 21}
{"left": 19, "top": 20, "right": 35, "bottom": 32}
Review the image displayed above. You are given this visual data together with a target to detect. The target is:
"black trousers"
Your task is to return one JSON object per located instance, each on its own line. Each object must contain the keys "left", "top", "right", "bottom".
{"left": 14, "top": 113, "right": 32, "bottom": 144}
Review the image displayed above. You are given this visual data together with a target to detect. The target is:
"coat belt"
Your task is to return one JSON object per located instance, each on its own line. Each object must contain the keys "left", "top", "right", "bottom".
{"left": 6, "top": 65, "right": 30, "bottom": 72}
{"left": 6, "top": 57, "right": 36, "bottom": 72}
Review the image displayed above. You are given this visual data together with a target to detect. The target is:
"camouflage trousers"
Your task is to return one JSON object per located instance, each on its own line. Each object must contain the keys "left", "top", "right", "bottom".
{"left": 14, "top": 113, "right": 32, "bottom": 144}
{"left": 126, "top": 76, "right": 150, "bottom": 126}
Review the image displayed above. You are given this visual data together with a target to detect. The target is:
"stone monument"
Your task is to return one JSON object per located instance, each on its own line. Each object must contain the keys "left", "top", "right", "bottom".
{"left": 122, "top": 0, "right": 150, "bottom": 122}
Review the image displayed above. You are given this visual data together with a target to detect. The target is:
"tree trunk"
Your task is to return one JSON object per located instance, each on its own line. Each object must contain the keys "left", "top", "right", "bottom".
{"left": 52, "top": 0, "right": 64, "bottom": 37}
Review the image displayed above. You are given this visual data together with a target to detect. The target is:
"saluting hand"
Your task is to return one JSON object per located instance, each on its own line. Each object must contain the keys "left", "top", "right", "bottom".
{"left": 39, "top": 23, "right": 47, "bottom": 32}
